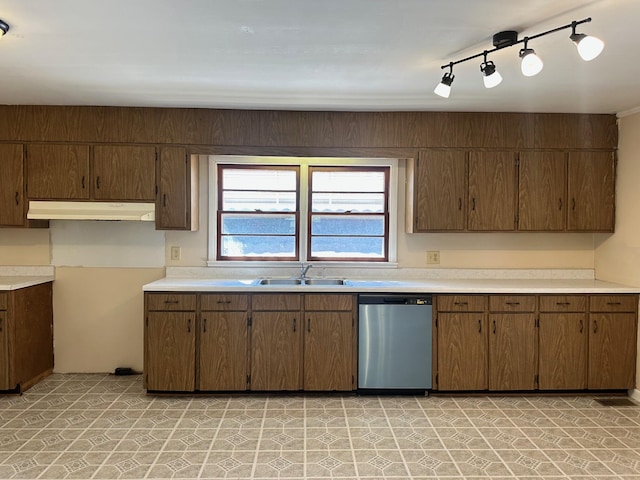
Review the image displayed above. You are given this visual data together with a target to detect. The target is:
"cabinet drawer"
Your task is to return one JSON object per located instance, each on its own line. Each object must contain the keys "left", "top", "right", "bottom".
{"left": 437, "top": 295, "right": 486, "bottom": 312}
{"left": 590, "top": 295, "right": 638, "bottom": 313}
{"left": 201, "top": 294, "right": 249, "bottom": 311}
{"left": 252, "top": 294, "right": 301, "bottom": 311}
{"left": 146, "top": 293, "right": 196, "bottom": 311}
{"left": 305, "top": 294, "right": 353, "bottom": 311}
{"left": 0, "top": 293, "right": 6, "bottom": 310}
{"left": 539, "top": 295, "right": 587, "bottom": 312}
{"left": 489, "top": 295, "right": 536, "bottom": 312}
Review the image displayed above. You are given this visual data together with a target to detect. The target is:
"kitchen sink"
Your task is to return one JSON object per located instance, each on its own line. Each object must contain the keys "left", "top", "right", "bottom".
{"left": 256, "top": 278, "right": 346, "bottom": 286}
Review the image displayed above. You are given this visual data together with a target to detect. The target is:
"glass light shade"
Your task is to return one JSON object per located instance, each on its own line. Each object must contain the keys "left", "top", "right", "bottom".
{"left": 520, "top": 49, "right": 544, "bottom": 76}
{"left": 572, "top": 33, "right": 604, "bottom": 61}
{"left": 480, "top": 60, "right": 502, "bottom": 88}
{"left": 434, "top": 82, "right": 451, "bottom": 98}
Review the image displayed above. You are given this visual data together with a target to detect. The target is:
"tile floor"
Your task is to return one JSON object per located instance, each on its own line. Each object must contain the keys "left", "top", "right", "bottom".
{"left": 1, "top": 374, "right": 640, "bottom": 479}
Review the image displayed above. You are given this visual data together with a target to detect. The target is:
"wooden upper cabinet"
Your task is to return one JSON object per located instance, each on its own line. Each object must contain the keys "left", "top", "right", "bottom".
{"left": 413, "top": 150, "right": 466, "bottom": 231}
{"left": 518, "top": 151, "right": 567, "bottom": 231}
{"left": 0, "top": 144, "right": 26, "bottom": 226}
{"left": 26, "top": 144, "right": 90, "bottom": 200}
{"left": 567, "top": 151, "right": 615, "bottom": 231}
{"left": 156, "top": 147, "right": 198, "bottom": 230}
{"left": 468, "top": 151, "right": 516, "bottom": 231}
{"left": 92, "top": 146, "right": 155, "bottom": 201}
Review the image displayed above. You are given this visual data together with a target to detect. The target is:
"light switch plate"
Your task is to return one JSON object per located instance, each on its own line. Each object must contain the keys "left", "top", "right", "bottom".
{"left": 170, "top": 246, "right": 181, "bottom": 261}
{"left": 426, "top": 250, "right": 440, "bottom": 264}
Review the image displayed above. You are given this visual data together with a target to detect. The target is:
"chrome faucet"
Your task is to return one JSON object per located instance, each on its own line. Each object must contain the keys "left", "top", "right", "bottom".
{"left": 299, "top": 262, "right": 312, "bottom": 281}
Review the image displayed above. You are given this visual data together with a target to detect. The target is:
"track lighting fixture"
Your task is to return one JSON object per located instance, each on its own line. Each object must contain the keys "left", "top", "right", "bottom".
{"left": 434, "top": 63, "right": 454, "bottom": 98}
{"left": 434, "top": 17, "right": 603, "bottom": 98}
{"left": 0, "top": 19, "right": 9, "bottom": 38}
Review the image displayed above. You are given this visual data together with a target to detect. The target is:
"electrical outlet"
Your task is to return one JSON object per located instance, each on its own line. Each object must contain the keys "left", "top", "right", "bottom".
{"left": 170, "top": 246, "right": 181, "bottom": 261}
{"left": 426, "top": 250, "right": 440, "bottom": 264}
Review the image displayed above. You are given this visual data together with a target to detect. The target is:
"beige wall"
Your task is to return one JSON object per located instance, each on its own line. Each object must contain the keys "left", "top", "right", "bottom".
{"left": 0, "top": 153, "right": 603, "bottom": 373}
{"left": 594, "top": 111, "right": 640, "bottom": 389}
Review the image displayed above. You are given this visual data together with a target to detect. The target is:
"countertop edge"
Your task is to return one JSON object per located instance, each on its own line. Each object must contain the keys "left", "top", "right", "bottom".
{"left": 0, "top": 276, "right": 55, "bottom": 291}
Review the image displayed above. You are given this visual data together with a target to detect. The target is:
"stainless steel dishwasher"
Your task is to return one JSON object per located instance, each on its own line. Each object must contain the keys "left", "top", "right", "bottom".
{"left": 358, "top": 294, "right": 432, "bottom": 393}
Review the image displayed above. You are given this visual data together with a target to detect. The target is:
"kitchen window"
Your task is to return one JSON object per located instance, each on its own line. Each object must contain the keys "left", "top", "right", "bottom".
{"left": 209, "top": 156, "right": 397, "bottom": 264}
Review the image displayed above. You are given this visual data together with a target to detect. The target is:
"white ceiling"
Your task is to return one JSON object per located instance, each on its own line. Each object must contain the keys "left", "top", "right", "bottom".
{"left": 0, "top": 0, "right": 638, "bottom": 114}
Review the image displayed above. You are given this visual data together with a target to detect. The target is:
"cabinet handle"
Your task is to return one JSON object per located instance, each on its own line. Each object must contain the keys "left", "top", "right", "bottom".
{"left": 81, "top": 176, "right": 85, "bottom": 189}
{"left": 307, "top": 318, "right": 311, "bottom": 333}
{"left": 472, "top": 197, "right": 476, "bottom": 211}
{"left": 458, "top": 197, "right": 462, "bottom": 210}
{"left": 593, "top": 319, "right": 598, "bottom": 334}
{"left": 572, "top": 198, "right": 576, "bottom": 211}
{"left": 293, "top": 318, "right": 297, "bottom": 332}
{"left": 558, "top": 198, "right": 562, "bottom": 210}
{"left": 478, "top": 319, "right": 482, "bottom": 333}
{"left": 505, "top": 302, "right": 520, "bottom": 306}
{"left": 606, "top": 302, "right": 622, "bottom": 306}
{"left": 217, "top": 300, "right": 231, "bottom": 304}
{"left": 163, "top": 194, "right": 167, "bottom": 207}
{"left": 14, "top": 191, "right": 19, "bottom": 205}
{"left": 96, "top": 176, "right": 101, "bottom": 189}
{"left": 492, "top": 320, "right": 496, "bottom": 334}
{"left": 579, "top": 319, "right": 583, "bottom": 333}
{"left": 0, "top": 317, "right": 2, "bottom": 332}
{"left": 203, "top": 318, "right": 207, "bottom": 333}
{"left": 187, "top": 318, "right": 191, "bottom": 333}
{"left": 454, "top": 302, "right": 468, "bottom": 306}
{"left": 556, "top": 302, "right": 571, "bottom": 306}
{"left": 164, "top": 300, "right": 179, "bottom": 304}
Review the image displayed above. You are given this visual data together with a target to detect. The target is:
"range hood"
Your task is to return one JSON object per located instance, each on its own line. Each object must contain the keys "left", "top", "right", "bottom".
{"left": 27, "top": 201, "right": 155, "bottom": 221}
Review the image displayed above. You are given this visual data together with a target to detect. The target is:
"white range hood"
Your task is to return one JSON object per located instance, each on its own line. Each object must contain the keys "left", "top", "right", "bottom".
{"left": 27, "top": 201, "right": 155, "bottom": 221}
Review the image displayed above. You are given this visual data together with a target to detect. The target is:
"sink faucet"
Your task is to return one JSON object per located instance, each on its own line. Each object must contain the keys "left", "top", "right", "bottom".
{"left": 299, "top": 262, "right": 312, "bottom": 281}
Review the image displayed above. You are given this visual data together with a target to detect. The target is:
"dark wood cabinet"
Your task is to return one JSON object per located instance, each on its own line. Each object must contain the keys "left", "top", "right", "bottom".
{"left": 156, "top": 147, "right": 199, "bottom": 231}
{"left": 436, "top": 295, "right": 488, "bottom": 390}
{"left": 567, "top": 151, "right": 615, "bottom": 231}
{"left": 0, "top": 282, "right": 54, "bottom": 392}
{"left": 412, "top": 150, "right": 466, "bottom": 231}
{"left": 26, "top": 144, "right": 90, "bottom": 200}
{"left": 468, "top": 151, "right": 517, "bottom": 231}
{"left": 518, "top": 151, "right": 567, "bottom": 231}
{"left": 199, "top": 294, "right": 249, "bottom": 391}
{"left": 92, "top": 145, "right": 156, "bottom": 201}
{"left": 0, "top": 144, "right": 26, "bottom": 227}
{"left": 145, "top": 293, "right": 196, "bottom": 392}
{"left": 303, "top": 294, "right": 354, "bottom": 391}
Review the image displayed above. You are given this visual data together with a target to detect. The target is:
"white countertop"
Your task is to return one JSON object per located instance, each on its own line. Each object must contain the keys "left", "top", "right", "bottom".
{"left": 0, "top": 276, "right": 55, "bottom": 291}
{"left": 143, "top": 277, "right": 640, "bottom": 294}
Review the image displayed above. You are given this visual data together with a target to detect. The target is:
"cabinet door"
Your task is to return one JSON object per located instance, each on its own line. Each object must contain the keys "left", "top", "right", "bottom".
{"left": 588, "top": 313, "right": 636, "bottom": 389}
{"left": 251, "top": 311, "right": 302, "bottom": 391}
{"left": 304, "top": 312, "right": 352, "bottom": 391}
{"left": 468, "top": 152, "right": 516, "bottom": 231}
{"left": 156, "top": 147, "right": 197, "bottom": 230}
{"left": 567, "top": 151, "right": 615, "bottom": 231}
{"left": 488, "top": 314, "right": 536, "bottom": 390}
{"left": 414, "top": 150, "right": 466, "bottom": 231}
{"left": 518, "top": 151, "right": 566, "bottom": 231}
{"left": 0, "top": 144, "right": 25, "bottom": 226}
{"left": 26, "top": 145, "right": 90, "bottom": 199}
{"left": 93, "top": 146, "right": 155, "bottom": 201}
{"left": 437, "top": 313, "right": 487, "bottom": 390}
{"left": 0, "top": 308, "right": 8, "bottom": 390}
{"left": 199, "top": 312, "right": 248, "bottom": 391}
{"left": 146, "top": 312, "right": 195, "bottom": 391}
{"left": 539, "top": 313, "right": 587, "bottom": 390}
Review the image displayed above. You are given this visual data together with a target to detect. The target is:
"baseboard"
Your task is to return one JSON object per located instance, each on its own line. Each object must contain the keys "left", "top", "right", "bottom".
{"left": 629, "top": 389, "right": 640, "bottom": 401}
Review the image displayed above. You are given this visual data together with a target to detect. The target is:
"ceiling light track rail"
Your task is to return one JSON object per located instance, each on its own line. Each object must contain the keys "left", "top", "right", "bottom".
{"left": 434, "top": 17, "right": 604, "bottom": 98}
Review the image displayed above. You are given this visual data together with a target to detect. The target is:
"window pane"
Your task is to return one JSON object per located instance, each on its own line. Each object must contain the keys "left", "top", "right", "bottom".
{"left": 222, "top": 191, "right": 297, "bottom": 212}
{"left": 312, "top": 170, "right": 385, "bottom": 192}
{"left": 311, "top": 215, "right": 385, "bottom": 236}
{"left": 310, "top": 236, "right": 385, "bottom": 258}
{"left": 221, "top": 213, "right": 296, "bottom": 235}
{"left": 221, "top": 236, "right": 296, "bottom": 257}
{"left": 222, "top": 168, "right": 297, "bottom": 191}
{"left": 311, "top": 193, "right": 385, "bottom": 213}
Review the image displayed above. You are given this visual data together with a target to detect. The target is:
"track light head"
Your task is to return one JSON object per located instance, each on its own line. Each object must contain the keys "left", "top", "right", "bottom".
{"left": 519, "top": 40, "right": 544, "bottom": 77}
{"left": 0, "top": 19, "right": 9, "bottom": 38}
{"left": 570, "top": 21, "right": 604, "bottom": 61}
{"left": 434, "top": 66, "right": 455, "bottom": 98}
{"left": 480, "top": 55, "right": 502, "bottom": 89}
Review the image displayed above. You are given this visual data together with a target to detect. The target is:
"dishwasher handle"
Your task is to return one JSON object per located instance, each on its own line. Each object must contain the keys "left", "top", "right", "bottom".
{"left": 359, "top": 295, "right": 432, "bottom": 306}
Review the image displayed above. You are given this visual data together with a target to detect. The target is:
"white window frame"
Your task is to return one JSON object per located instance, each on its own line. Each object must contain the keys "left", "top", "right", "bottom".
{"left": 207, "top": 155, "right": 398, "bottom": 267}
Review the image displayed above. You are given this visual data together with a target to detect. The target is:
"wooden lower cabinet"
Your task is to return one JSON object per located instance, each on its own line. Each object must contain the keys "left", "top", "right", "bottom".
{"left": 588, "top": 313, "right": 636, "bottom": 389}
{"left": 437, "top": 312, "right": 488, "bottom": 390}
{"left": 539, "top": 313, "right": 587, "bottom": 389}
{"left": 199, "top": 293, "right": 249, "bottom": 391}
{"left": 489, "top": 313, "right": 537, "bottom": 390}
{"left": 0, "top": 283, "right": 54, "bottom": 392}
